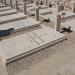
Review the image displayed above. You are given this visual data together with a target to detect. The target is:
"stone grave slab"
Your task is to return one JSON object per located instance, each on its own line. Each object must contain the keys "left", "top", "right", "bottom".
{"left": 0, "top": 25, "right": 65, "bottom": 63}
{"left": 61, "top": 19, "right": 75, "bottom": 32}
{"left": 0, "top": 6, "right": 12, "bottom": 11}
{"left": 0, "top": 17, "right": 41, "bottom": 32}
{"left": 0, "top": 9, "right": 17, "bottom": 16}
{"left": 40, "top": 10, "right": 75, "bottom": 21}
{"left": 0, "top": 13, "right": 27, "bottom": 24}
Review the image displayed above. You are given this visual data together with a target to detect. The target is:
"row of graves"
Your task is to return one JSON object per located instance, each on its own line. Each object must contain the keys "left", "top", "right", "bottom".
{"left": 17, "top": 0, "right": 75, "bottom": 32}
{"left": 0, "top": 0, "right": 74, "bottom": 75}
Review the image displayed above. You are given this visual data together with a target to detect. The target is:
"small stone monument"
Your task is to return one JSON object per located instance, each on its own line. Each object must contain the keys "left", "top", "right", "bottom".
{"left": 45, "top": 0, "right": 48, "bottom": 6}
{"left": 55, "top": 14, "right": 61, "bottom": 32}
{"left": 35, "top": 0, "right": 39, "bottom": 6}
{"left": 23, "top": 2, "right": 27, "bottom": 15}
{"left": 10, "top": 0, "right": 13, "bottom": 7}
{"left": 35, "top": 6, "right": 39, "bottom": 21}
{"left": 72, "top": 0, "right": 75, "bottom": 13}
{"left": 55, "top": 7, "right": 61, "bottom": 32}
{"left": 15, "top": 0, "right": 18, "bottom": 10}
{"left": 4, "top": 0, "right": 6, "bottom": 5}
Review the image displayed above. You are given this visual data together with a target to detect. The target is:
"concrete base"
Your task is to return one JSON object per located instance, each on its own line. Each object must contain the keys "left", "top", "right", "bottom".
{"left": 0, "top": 25, "right": 65, "bottom": 64}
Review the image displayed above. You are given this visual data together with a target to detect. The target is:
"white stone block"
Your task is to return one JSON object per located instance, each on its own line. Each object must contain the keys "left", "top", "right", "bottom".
{"left": 0, "top": 25, "right": 65, "bottom": 63}
{"left": 0, "top": 9, "right": 17, "bottom": 16}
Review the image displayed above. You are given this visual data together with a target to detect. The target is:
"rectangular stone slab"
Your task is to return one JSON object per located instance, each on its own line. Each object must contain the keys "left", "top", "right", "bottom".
{"left": 59, "top": 11, "right": 75, "bottom": 19}
{"left": 0, "top": 17, "right": 41, "bottom": 31}
{"left": 0, "top": 9, "right": 17, "bottom": 16}
{"left": 61, "top": 19, "right": 75, "bottom": 32}
{"left": 0, "top": 13, "right": 27, "bottom": 24}
{"left": 0, "top": 33, "right": 38, "bottom": 63}
{"left": 40, "top": 11, "right": 75, "bottom": 21}
{"left": 28, "top": 25, "right": 65, "bottom": 46}
{"left": 0, "top": 6, "right": 12, "bottom": 11}
{"left": 0, "top": 25, "right": 65, "bottom": 63}
{"left": 40, "top": 12, "right": 56, "bottom": 21}
{"left": 0, "top": 4, "right": 5, "bottom": 7}
{"left": 28, "top": 7, "right": 53, "bottom": 15}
